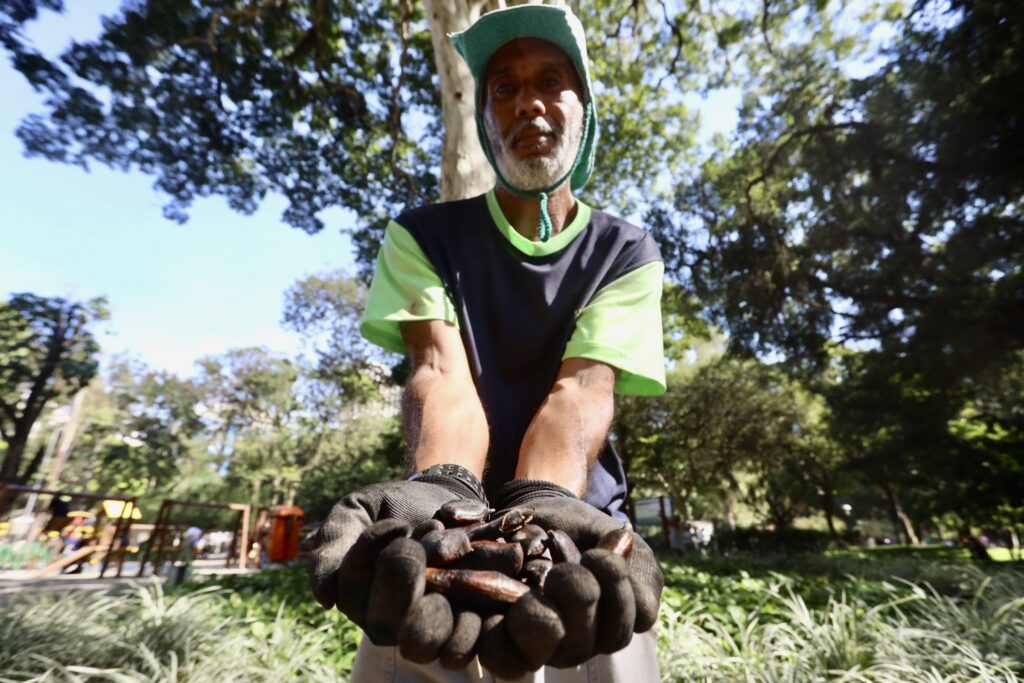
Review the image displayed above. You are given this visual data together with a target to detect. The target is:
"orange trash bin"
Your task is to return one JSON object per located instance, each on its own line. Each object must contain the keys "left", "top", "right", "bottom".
{"left": 267, "top": 506, "right": 304, "bottom": 562}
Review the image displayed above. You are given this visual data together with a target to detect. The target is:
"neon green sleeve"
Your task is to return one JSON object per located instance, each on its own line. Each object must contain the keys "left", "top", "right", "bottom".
{"left": 359, "top": 220, "right": 459, "bottom": 355}
{"left": 564, "top": 261, "right": 667, "bottom": 396}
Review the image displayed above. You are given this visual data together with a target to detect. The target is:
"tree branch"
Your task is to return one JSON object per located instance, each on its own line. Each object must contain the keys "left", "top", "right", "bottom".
{"left": 761, "top": 0, "right": 778, "bottom": 60}
{"left": 609, "top": 0, "right": 640, "bottom": 39}
{"left": 744, "top": 121, "right": 873, "bottom": 203}
{"left": 388, "top": 0, "right": 418, "bottom": 202}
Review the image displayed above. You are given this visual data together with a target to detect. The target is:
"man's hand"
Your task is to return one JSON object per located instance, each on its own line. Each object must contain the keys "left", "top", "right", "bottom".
{"left": 493, "top": 479, "right": 664, "bottom": 669}
{"left": 308, "top": 476, "right": 486, "bottom": 658}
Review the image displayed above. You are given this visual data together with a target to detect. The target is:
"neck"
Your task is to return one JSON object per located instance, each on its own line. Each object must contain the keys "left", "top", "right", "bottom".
{"left": 494, "top": 183, "right": 577, "bottom": 241}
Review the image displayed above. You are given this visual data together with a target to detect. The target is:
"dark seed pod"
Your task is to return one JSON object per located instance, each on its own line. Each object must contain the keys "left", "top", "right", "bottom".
{"left": 547, "top": 529, "right": 582, "bottom": 564}
{"left": 421, "top": 528, "right": 473, "bottom": 566}
{"left": 425, "top": 567, "right": 530, "bottom": 608}
{"left": 520, "top": 557, "right": 553, "bottom": 590}
{"left": 454, "top": 540, "right": 524, "bottom": 576}
{"left": 435, "top": 499, "right": 492, "bottom": 526}
{"left": 497, "top": 507, "right": 535, "bottom": 534}
{"left": 466, "top": 507, "right": 535, "bottom": 541}
{"left": 510, "top": 524, "right": 547, "bottom": 558}
{"left": 596, "top": 527, "right": 634, "bottom": 558}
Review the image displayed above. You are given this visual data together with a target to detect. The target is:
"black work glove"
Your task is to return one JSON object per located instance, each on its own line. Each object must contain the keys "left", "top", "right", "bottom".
{"left": 494, "top": 479, "right": 664, "bottom": 668}
{"left": 309, "top": 475, "right": 486, "bottom": 656}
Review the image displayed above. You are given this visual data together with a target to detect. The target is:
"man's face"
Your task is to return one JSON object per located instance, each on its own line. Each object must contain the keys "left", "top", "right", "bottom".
{"left": 482, "top": 37, "right": 585, "bottom": 191}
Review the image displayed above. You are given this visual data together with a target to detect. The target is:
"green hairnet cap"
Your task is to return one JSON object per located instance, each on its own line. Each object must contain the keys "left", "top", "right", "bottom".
{"left": 449, "top": 4, "right": 599, "bottom": 198}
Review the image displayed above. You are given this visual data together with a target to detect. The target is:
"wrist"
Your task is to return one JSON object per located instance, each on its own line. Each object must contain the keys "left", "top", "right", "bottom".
{"left": 408, "top": 463, "right": 487, "bottom": 503}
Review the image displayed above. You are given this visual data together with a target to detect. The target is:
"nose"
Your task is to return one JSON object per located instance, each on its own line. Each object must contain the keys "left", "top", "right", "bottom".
{"left": 514, "top": 86, "right": 545, "bottom": 119}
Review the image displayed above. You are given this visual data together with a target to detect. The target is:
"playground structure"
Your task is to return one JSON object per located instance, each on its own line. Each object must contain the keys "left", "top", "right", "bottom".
{"left": 2, "top": 486, "right": 306, "bottom": 581}
{"left": 0, "top": 484, "right": 138, "bottom": 578}
{"left": 136, "top": 499, "right": 252, "bottom": 577}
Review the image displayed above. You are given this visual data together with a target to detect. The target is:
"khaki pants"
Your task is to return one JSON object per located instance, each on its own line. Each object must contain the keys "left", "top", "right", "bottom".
{"left": 350, "top": 630, "right": 660, "bottom": 683}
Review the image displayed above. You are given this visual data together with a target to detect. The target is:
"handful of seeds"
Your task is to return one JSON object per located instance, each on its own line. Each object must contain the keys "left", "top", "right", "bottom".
{"left": 410, "top": 499, "right": 635, "bottom": 664}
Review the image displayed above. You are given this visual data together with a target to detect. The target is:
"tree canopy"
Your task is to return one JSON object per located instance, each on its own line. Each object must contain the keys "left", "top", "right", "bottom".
{"left": 0, "top": 293, "right": 107, "bottom": 484}
{"left": 2, "top": 0, "right": 1021, "bottom": 544}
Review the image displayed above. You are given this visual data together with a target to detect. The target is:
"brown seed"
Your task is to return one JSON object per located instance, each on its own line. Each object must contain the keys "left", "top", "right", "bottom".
{"left": 425, "top": 567, "right": 529, "bottom": 608}
{"left": 511, "top": 524, "right": 547, "bottom": 557}
{"left": 498, "top": 507, "right": 535, "bottom": 534}
{"left": 466, "top": 507, "right": 534, "bottom": 541}
{"left": 435, "top": 499, "right": 492, "bottom": 526}
{"left": 421, "top": 528, "right": 473, "bottom": 566}
{"left": 520, "top": 557, "right": 553, "bottom": 590}
{"left": 596, "top": 527, "right": 634, "bottom": 558}
{"left": 453, "top": 540, "right": 524, "bottom": 576}
{"left": 547, "top": 529, "right": 581, "bottom": 564}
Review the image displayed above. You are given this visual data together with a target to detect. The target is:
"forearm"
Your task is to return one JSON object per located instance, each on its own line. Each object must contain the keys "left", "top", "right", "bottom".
{"left": 516, "top": 360, "right": 615, "bottom": 496}
{"left": 403, "top": 366, "right": 489, "bottom": 478}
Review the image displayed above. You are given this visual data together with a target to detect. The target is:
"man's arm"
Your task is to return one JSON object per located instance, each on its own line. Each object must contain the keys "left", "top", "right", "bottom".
{"left": 401, "top": 319, "right": 489, "bottom": 479}
{"left": 515, "top": 357, "right": 616, "bottom": 496}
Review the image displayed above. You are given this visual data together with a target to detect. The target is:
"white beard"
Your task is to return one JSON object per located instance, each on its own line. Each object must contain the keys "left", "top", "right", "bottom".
{"left": 485, "top": 110, "right": 584, "bottom": 192}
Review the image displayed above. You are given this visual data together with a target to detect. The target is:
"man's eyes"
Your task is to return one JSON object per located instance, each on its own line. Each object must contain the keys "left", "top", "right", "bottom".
{"left": 490, "top": 73, "right": 566, "bottom": 96}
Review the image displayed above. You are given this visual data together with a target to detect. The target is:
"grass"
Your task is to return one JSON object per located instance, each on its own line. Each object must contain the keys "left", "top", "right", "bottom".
{"left": 657, "top": 553, "right": 1024, "bottom": 682}
{"left": 0, "top": 552, "right": 1020, "bottom": 681}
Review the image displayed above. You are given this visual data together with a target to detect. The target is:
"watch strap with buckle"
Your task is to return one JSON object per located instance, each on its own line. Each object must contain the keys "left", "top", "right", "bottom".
{"left": 408, "top": 463, "right": 487, "bottom": 502}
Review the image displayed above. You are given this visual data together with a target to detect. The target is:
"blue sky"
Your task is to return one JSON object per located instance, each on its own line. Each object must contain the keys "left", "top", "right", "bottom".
{"left": 0, "top": 3, "right": 739, "bottom": 378}
{"left": 0, "top": 1, "right": 357, "bottom": 377}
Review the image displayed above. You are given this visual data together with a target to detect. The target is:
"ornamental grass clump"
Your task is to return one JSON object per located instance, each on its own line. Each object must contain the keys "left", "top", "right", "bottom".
{"left": 0, "top": 582, "right": 341, "bottom": 683}
{"left": 656, "top": 566, "right": 1024, "bottom": 682}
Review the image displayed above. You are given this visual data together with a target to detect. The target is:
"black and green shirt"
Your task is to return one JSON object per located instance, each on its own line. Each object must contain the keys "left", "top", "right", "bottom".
{"left": 361, "top": 190, "right": 666, "bottom": 521}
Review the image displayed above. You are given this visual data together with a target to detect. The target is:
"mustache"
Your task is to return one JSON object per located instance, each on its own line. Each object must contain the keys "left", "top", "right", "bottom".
{"left": 508, "top": 119, "right": 562, "bottom": 146}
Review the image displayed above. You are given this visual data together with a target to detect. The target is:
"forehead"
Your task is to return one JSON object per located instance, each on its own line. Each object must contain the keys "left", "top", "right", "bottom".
{"left": 484, "top": 37, "right": 576, "bottom": 79}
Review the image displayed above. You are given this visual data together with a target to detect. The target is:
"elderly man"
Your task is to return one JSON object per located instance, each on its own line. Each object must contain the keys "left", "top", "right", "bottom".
{"left": 310, "top": 5, "right": 665, "bottom": 681}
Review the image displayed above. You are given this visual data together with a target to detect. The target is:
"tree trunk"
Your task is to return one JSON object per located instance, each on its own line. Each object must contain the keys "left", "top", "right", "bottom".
{"left": 821, "top": 484, "right": 839, "bottom": 540}
{"left": 43, "top": 388, "right": 87, "bottom": 489}
{"left": 882, "top": 482, "right": 920, "bottom": 546}
{"left": 422, "top": 0, "right": 495, "bottom": 200}
{"left": 17, "top": 443, "right": 47, "bottom": 487}
{"left": 721, "top": 489, "right": 736, "bottom": 530}
{"left": 1008, "top": 526, "right": 1021, "bottom": 562}
{"left": 0, "top": 434, "right": 28, "bottom": 484}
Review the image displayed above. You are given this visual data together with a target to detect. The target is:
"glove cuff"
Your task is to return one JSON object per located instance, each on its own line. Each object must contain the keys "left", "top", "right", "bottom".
{"left": 409, "top": 464, "right": 488, "bottom": 503}
{"left": 495, "top": 478, "right": 577, "bottom": 509}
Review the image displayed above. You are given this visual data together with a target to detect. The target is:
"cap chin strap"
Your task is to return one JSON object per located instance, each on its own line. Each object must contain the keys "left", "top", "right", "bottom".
{"left": 491, "top": 107, "right": 591, "bottom": 242}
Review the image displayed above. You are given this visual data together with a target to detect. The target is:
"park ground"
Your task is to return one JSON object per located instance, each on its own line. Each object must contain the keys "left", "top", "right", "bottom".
{"left": 1, "top": 547, "right": 1021, "bottom": 682}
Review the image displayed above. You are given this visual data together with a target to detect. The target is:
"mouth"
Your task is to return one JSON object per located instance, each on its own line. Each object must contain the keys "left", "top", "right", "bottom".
{"left": 511, "top": 124, "right": 559, "bottom": 150}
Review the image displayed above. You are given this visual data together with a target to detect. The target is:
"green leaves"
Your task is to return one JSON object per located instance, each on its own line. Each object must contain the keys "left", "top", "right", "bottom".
{"left": 0, "top": 292, "right": 107, "bottom": 483}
